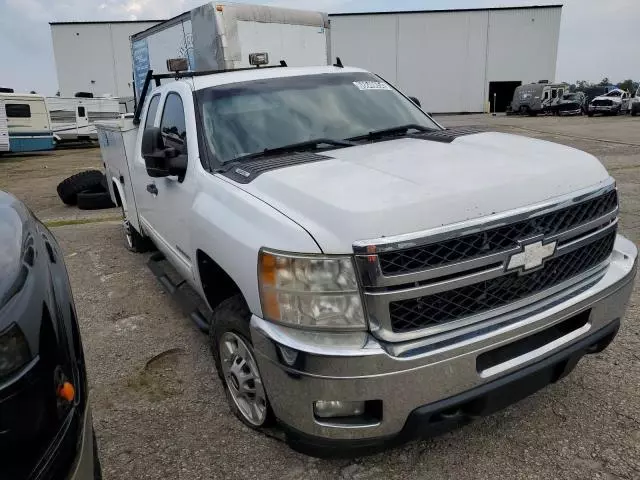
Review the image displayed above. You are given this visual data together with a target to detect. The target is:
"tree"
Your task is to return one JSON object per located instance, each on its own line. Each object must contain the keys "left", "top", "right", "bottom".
{"left": 575, "top": 80, "right": 592, "bottom": 91}
{"left": 599, "top": 77, "right": 610, "bottom": 86}
{"left": 617, "top": 79, "right": 638, "bottom": 93}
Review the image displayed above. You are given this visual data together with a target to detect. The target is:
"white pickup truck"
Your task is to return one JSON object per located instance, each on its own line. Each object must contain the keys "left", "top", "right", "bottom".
{"left": 97, "top": 61, "right": 637, "bottom": 457}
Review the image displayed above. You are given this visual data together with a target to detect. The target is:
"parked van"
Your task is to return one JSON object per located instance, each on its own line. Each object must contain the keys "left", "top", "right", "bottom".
{"left": 46, "top": 97, "right": 120, "bottom": 142}
{"left": 510, "top": 82, "right": 568, "bottom": 116}
{"left": 0, "top": 93, "right": 54, "bottom": 153}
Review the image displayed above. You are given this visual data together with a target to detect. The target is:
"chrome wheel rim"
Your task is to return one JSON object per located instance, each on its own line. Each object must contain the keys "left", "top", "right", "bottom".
{"left": 219, "top": 332, "right": 267, "bottom": 426}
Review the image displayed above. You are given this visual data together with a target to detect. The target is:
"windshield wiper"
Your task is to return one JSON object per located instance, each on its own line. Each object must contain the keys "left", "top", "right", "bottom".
{"left": 347, "top": 124, "right": 436, "bottom": 141}
{"left": 230, "top": 138, "right": 355, "bottom": 163}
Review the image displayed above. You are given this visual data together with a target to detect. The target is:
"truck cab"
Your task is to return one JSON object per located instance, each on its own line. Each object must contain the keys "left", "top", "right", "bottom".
{"left": 98, "top": 63, "right": 637, "bottom": 456}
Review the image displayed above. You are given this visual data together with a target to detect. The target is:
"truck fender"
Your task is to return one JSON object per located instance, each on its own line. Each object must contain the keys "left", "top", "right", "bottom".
{"left": 189, "top": 177, "right": 321, "bottom": 317}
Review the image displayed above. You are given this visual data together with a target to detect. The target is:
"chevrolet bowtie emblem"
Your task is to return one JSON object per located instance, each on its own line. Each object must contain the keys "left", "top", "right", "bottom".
{"left": 506, "top": 239, "right": 557, "bottom": 273}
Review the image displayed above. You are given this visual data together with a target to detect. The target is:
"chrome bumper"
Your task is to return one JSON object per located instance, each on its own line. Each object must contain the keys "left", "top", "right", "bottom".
{"left": 251, "top": 235, "right": 637, "bottom": 441}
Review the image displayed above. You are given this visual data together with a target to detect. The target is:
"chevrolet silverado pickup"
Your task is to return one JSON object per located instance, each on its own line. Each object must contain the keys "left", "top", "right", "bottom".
{"left": 97, "top": 63, "right": 637, "bottom": 457}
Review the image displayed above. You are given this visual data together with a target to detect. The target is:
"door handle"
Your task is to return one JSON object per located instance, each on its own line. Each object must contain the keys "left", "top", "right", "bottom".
{"left": 146, "top": 183, "right": 158, "bottom": 195}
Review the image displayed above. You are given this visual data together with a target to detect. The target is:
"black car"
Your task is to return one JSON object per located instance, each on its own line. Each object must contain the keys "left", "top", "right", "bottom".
{"left": 0, "top": 191, "right": 100, "bottom": 479}
{"left": 550, "top": 92, "right": 587, "bottom": 116}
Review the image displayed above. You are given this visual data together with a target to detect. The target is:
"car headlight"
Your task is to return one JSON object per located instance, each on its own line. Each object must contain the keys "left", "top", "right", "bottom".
{"left": 0, "top": 323, "right": 31, "bottom": 378}
{"left": 258, "top": 249, "right": 366, "bottom": 330}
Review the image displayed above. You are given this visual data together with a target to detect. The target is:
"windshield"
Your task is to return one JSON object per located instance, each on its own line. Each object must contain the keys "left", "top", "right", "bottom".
{"left": 563, "top": 93, "right": 577, "bottom": 100}
{"left": 196, "top": 72, "right": 440, "bottom": 164}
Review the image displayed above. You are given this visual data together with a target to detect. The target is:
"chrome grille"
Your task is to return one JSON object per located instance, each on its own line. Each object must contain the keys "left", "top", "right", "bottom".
{"left": 355, "top": 184, "right": 619, "bottom": 342}
{"left": 378, "top": 189, "right": 618, "bottom": 276}
{"left": 388, "top": 230, "right": 616, "bottom": 333}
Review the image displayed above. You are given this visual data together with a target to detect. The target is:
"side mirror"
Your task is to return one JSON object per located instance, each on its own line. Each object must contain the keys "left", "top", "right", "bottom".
{"left": 408, "top": 96, "right": 421, "bottom": 108}
{"left": 141, "top": 127, "right": 186, "bottom": 179}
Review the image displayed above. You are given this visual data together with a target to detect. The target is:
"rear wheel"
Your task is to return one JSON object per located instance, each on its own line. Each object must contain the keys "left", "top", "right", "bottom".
{"left": 210, "top": 295, "right": 274, "bottom": 428}
{"left": 121, "top": 206, "right": 151, "bottom": 253}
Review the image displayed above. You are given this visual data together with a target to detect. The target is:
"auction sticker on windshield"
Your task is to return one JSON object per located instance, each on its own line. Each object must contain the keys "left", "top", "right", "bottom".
{"left": 353, "top": 81, "right": 392, "bottom": 91}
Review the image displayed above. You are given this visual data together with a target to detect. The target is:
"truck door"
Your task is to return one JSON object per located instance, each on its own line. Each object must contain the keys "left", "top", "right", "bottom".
{"left": 134, "top": 85, "right": 195, "bottom": 282}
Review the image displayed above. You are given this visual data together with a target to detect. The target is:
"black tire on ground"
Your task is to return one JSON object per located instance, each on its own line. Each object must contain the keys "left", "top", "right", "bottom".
{"left": 588, "top": 112, "right": 594, "bottom": 117}
{"left": 93, "top": 428, "right": 103, "bottom": 480}
{"left": 56, "top": 170, "right": 106, "bottom": 205}
{"left": 209, "top": 294, "right": 276, "bottom": 429}
{"left": 632, "top": 109, "right": 638, "bottom": 117}
{"left": 121, "top": 206, "right": 152, "bottom": 252}
{"left": 77, "top": 191, "right": 115, "bottom": 210}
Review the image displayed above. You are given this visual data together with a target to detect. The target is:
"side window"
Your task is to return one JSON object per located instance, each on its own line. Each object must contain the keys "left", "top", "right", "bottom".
{"left": 551, "top": 89, "right": 558, "bottom": 99}
{"left": 6, "top": 103, "right": 31, "bottom": 118}
{"left": 77, "top": 106, "right": 86, "bottom": 117}
{"left": 543, "top": 91, "right": 549, "bottom": 100}
{"left": 144, "top": 94, "right": 161, "bottom": 131}
{"left": 159, "top": 93, "right": 187, "bottom": 155}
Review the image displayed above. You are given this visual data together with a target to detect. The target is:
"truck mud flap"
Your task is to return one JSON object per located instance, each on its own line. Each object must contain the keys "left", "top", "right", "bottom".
{"left": 147, "top": 252, "right": 212, "bottom": 333}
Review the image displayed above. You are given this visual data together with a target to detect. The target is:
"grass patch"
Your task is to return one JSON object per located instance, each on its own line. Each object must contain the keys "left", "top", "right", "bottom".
{"left": 45, "top": 216, "right": 121, "bottom": 227}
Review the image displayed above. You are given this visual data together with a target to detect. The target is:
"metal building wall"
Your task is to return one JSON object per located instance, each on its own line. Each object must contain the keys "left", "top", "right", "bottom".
{"left": 330, "top": 7, "right": 561, "bottom": 113}
{"left": 51, "top": 21, "right": 160, "bottom": 98}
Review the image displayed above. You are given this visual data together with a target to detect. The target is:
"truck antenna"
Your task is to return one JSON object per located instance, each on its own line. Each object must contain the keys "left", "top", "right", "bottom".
{"left": 333, "top": 57, "right": 344, "bottom": 68}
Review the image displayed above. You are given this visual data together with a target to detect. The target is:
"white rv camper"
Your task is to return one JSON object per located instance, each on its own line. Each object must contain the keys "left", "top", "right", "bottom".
{"left": 0, "top": 92, "right": 54, "bottom": 153}
{"left": 46, "top": 97, "right": 120, "bottom": 142}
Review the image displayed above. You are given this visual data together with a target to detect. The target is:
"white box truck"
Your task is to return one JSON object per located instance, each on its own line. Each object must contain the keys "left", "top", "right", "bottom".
{"left": 130, "top": 2, "right": 330, "bottom": 99}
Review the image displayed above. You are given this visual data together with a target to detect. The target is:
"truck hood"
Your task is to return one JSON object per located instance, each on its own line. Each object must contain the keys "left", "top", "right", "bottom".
{"left": 238, "top": 132, "right": 610, "bottom": 253}
{"left": 592, "top": 95, "right": 622, "bottom": 104}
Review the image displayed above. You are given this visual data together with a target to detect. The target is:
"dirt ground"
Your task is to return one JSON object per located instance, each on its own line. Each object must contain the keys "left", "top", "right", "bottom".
{"left": 1, "top": 114, "right": 639, "bottom": 479}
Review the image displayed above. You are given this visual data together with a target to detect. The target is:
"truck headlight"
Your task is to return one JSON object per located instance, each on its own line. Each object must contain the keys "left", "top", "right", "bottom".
{"left": 0, "top": 323, "right": 31, "bottom": 378}
{"left": 258, "top": 250, "right": 366, "bottom": 330}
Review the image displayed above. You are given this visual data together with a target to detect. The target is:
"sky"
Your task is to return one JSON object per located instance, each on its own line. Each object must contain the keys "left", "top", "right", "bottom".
{"left": 1, "top": 0, "right": 638, "bottom": 95}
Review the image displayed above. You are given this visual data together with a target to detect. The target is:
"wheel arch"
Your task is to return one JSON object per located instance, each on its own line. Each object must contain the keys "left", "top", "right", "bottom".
{"left": 196, "top": 249, "right": 248, "bottom": 314}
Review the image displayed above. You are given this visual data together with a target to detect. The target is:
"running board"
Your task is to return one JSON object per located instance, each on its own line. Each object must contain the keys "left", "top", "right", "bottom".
{"left": 148, "top": 252, "right": 212, "bottom": 333}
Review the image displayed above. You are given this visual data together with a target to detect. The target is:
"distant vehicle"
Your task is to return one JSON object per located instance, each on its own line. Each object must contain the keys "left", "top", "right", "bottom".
{"left": 549, "top": 91, "right": 587, "bottom": 116}
{"left": 587, "top": 88, "right": 631, "bottom": 117}
{"left": 0, "top": 93, "right": 54, "bottom": 153}
{"left": 0, "top": 190, "right": 101, "bottom": 478}
{"left": 631, "top": 87, "right": 640, "bottom": 116}
{"left": 581, "top": 86, "right": 616, "bottom": 105}
{"left": 46, "top": 97, "right": 120, "bottom": 142}
{"left": 510, "top": 82, "right": 568, "bottom": 116}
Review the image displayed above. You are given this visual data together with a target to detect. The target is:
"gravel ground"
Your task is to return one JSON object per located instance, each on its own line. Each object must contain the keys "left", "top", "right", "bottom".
{"left": 1, "top": 114, "right": 639, "bottom": 479}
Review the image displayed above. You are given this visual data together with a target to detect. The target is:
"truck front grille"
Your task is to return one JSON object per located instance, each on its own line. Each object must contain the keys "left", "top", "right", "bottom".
{"left": 355, "top": 184, "right": 619, "bottom": 341}
{"left": 388, "top": 230, "right": 616, "bottom": 333}
{"left": 592, "top": 99, "right": 613, "bottom": 107}
{"left": 378, "top": 189, "right": 617, "bottom": 275}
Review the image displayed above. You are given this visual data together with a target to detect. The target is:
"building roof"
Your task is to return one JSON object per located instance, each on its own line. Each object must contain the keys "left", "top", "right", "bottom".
{"left": 50, "top": 20, "right": 163, "bottom": 25}
{"left": 329, "top": 4, "right": 562, "bottom": 16}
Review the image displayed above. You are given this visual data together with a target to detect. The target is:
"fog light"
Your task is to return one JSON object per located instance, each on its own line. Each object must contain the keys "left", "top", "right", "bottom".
{"left": 314, "top": 400, "right": 365, "bottom": 419}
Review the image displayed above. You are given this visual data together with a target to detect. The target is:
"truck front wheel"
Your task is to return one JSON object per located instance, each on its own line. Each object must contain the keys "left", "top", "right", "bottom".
{"left": 210, "top": 295, "right": 275, "bottom": 428}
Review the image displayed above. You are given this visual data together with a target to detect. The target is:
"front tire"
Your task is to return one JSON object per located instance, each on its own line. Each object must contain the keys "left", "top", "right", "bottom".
{"left": 210, "top": 295, "right": 275, "bottom": 429}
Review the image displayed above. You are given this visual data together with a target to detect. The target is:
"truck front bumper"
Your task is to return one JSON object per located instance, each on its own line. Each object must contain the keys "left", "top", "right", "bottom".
{"left": 250, "top": 235, "right": 637, "bottom": 456}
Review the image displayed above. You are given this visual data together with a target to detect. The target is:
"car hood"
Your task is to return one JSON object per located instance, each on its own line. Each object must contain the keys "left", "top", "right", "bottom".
{"left": 238, "top": 132, "right": 610, "bottom": 253}
{"left": 592, "top": 95, "right": 621, "bottom": 104}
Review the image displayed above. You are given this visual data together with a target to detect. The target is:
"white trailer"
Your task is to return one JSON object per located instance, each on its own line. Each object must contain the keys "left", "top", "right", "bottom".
{"left": 46, "top": 97, "right": 120, "bottom": 142}
{"left": 130, "top": 2, "right": 330, "bottom": 98}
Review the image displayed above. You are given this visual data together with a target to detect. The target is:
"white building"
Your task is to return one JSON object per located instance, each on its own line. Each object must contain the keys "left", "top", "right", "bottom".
{"left": 330, "top": 5, "right": 562, "bottom": 113}
{"left": 48, "top": 5, "right": 561, "bottom": 112}
{"left": 50, "top": 20, "right": 162, "bottom": 98}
